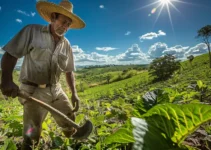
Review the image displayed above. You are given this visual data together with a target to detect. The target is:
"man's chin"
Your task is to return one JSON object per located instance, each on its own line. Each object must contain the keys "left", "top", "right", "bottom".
{"left": 55, "top": 31, "right": 66, "bottom": 37}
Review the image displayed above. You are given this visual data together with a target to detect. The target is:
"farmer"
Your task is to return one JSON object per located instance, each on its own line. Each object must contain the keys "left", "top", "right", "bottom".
{"left": 0, "top": 0, "right": 85, "bottom": 149}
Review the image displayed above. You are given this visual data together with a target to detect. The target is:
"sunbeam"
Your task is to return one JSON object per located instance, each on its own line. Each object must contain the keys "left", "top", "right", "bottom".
{"left": 131, "top": 0, "right": 186, "bottom": 32}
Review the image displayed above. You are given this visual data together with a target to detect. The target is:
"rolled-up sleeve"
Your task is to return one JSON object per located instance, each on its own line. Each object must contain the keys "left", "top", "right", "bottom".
{"left": 2, "top": 25, "right": 32, "bottom": 58}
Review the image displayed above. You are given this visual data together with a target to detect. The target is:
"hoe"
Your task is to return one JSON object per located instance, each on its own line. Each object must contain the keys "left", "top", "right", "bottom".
{"left": 18, "top": 91, "right": 93, "bottom": 140}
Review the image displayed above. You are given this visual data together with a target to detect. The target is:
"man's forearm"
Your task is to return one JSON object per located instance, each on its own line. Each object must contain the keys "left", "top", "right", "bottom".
{"left": 1, "top": 52, "right": 18, "bottom": 83}
{"left": 65, "top": 71, "right": 77, "bottom": 94}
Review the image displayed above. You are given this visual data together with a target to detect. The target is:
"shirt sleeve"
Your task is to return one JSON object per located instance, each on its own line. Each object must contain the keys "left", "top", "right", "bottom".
{"left": 2, "top": 25, "right": 32, "bottom": 58}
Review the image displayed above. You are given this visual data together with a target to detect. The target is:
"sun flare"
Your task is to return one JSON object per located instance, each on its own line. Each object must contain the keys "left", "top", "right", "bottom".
{"left": 129, "top": 0, "right": 195, "bottom": 32}
{"left": 131, "top": 0, "right": 191, "bottom": 32}
{"left": 160, "top": 0, "right": 171, "bottom": 5}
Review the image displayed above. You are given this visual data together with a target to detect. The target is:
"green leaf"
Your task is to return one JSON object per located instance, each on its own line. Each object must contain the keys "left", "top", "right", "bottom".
{"left": 142, "top": 89, "right": 170, "bottom": 110}
{"left": 104, "top": 128, "right": 135, "bottom": 145}
{"left": 197, "top": 80, "right": 203, "bottom": 89}
{"left": 0, "top": 139, "right": 17, "bottom": 150}
{"left": 132, "top": 117, "right": 178, "bottom": 150}
{"left": 75, "top": 114, "right": 85, "bottom": 124}
{"left": 143, "top": 103, "right": 211, "bottom": 145}
{"left": 42, "top": 122, "right": 49, "bottom": 130}
{"left": 53, "top": 136, "right": 64, "bottom": 147}
{"left": 95, "top": 142, "right": 101, "bottom": 150}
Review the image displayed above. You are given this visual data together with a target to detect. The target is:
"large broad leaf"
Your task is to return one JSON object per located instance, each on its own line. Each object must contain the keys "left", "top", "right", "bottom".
{"left": 132, "top": 117, "right": 179, "bottom": 150}
{"left": 104, "top": 128, "right": 135, "bottom": 145}
{"left": 142, "top": 89, "right": 169, "bottom": 110}
{"left": 143, "top": 103, "right": 211, "bottom": 145}
{"left": 103, "top": 104, "right": 211, "bottom": 150}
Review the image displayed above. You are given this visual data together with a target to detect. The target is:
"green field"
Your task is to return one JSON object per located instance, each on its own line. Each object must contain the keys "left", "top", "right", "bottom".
{"left": 1, "top": 53, "right": 211, "bottom": 149}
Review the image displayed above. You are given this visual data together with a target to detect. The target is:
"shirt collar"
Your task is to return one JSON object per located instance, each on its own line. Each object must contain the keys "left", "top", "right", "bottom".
{"left": 41, "top": 25, "right": 50, "bottom": 33}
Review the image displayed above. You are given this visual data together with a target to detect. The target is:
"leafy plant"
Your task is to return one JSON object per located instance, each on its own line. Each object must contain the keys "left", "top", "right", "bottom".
{"left": 133, "top": 103, "right": 211, "bottom": 149}
{"left": 149, "top": 54, "right": 181, "bottom": 81}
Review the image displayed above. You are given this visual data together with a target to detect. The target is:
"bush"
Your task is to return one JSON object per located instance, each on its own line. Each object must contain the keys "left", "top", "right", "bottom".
{"left": 149, "top": 54, "right": 180, "bottom": 81}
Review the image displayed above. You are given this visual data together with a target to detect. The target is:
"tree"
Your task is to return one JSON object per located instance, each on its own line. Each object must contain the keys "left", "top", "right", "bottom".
{"left": 197, "top": 25, "right": 211, "bottom": 68}
{"left": 187, "top": 55, "right": 194, "bottom": 67}
{"left": 105, "top": 73, "right": 112, "bottom": 84}
{"left": 149, "top": 54, "right": 180, "bottom": 81}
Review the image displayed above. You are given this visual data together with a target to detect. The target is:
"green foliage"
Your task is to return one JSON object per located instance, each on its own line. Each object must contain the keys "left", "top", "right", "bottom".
{"left": 132, "top": 117, "right": 179, "bottom": 150}
{"left": 197, "top": 25, "right": 211, "bottom": 68}
{"left": 75, "top": 65, "right": 146, "bottom": 87}
{"left": 121, "top": 103, "right": 211, "bottom": 150}
{"left": 142, "top": 104, "right": 211, "bottom": 145}
{"left": 142, "top": 89, "right": 170, "bottom": 110}
{"left": 0, "top": 139, "right": 17, "bottom": 150}
{"left": 149, "top": 54, "right": 181, "bottom": 81}
{"left": 1, "top": 54, "right": 211, "bottom": 149}
{"left": 197, "top": 25, "right": 211, "bottom": 40}
{"left": 104, "top": 128, "right": 134, "bottom": 144}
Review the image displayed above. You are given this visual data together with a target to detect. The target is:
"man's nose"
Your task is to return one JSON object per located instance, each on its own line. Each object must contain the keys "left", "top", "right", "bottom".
{"left": 62, "top": 23, "right": 69, "bottom": 29}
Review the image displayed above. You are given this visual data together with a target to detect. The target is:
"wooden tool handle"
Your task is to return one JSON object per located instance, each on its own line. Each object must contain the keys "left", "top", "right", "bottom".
{"left": 18, "top": 91, "right": 80, "bottom": 129}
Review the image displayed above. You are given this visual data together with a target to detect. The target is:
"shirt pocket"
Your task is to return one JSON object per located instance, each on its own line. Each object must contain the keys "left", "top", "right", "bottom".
{"left": 57, "top": 53, "right": 68, "bottom": 71}
{"left": 30, "top": 47, "right": 52, "bottom": 61}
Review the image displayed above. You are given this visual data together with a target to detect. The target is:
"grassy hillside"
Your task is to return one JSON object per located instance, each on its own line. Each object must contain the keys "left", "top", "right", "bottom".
{"left": 0, "top": 53, "right": 211, "bottom": 149}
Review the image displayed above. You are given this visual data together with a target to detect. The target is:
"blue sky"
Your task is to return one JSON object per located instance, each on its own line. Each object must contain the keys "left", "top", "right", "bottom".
{"left": 0, "top": 0, "right": 211, "bottom": 66}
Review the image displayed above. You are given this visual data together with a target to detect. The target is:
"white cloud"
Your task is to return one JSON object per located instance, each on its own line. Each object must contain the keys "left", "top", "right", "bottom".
{"left": 16, "top": 19, "right": 22, "bottom": 23}
{"left": 96, "top": 47, "right": 118, "bottom": 51}
{"left": 31, "top": 12, "right": 36, "bottom": 17}
{"left": 3, "top": 43, "right": 208, "bottom": 67}
{"left": 17, "top": 10, "right": 30, "bottom": 16}
{"left": 139, "top": 30, "right": 166, "bottom": 40}
{"left": 72, "top": 45, "right": 84, "bottom": 54}
{"left": 148, "top": 42, "right": 168, "bottom": 58}
{"left": 99, "top": 5, "right": 104, "bottom": 9}
{"left": 158, "top": 30, "right": 166, "bottom": 36}
{"left": 17, "top": 10, "right": 36, "bottom": 17}
{"left": 163, "top": 45, "right": 189, "bottom": 58}
{"left": 116, "top": 44, "right": 150, "bottom": 64}
{"left": 72, "top": 45, "right": 150, "bottom": 65}
{"left": 125, "top": 31, "right": 131, "bottom": 36}
{"left": 72, "top": 45, "right": 114, "bottom": 65}
{"left": 147, "top": 42, "right": 209, "bottom": 59}
{"left": 75, "top": 52, "right": 112, "bottom": 64}
{"left": 184, "top": 43, "right": 208, "bottom": 56}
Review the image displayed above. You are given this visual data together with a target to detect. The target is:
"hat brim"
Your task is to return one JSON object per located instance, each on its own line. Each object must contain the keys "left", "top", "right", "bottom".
{"left": 36, "top": 1, "right": 85, "bottom": 29}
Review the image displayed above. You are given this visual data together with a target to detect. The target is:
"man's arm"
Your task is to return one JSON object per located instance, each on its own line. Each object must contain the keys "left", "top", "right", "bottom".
{"left": 1, "top": 52, "right": 19, "bottom": 98}
{"left": 65, "top": 71, "right": 80, "bottom": 112}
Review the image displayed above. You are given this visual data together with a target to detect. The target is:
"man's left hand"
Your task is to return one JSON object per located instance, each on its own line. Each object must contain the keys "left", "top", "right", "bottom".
{"left": 71, "top": 93, "right": 80, "bottom": 112}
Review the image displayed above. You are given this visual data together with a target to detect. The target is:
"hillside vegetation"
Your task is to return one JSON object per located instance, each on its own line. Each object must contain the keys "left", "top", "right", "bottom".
{"left": 0, "top": 53, "right": 211, "bottom": 150}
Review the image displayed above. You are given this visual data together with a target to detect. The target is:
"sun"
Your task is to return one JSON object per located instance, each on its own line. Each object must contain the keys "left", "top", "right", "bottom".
{"left": 130, "top": 0, "right": 188, "bottom": 32}
{"left": 129, "top": 0, "right": 194, "bottom": 32}
{"left": 160, "top": 0, "right": 171, "bottom": 5}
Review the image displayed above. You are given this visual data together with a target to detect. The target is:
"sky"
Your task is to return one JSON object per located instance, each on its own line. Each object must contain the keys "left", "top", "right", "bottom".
{"left": 0, "top": 0, "right": 211, "bottom": 67}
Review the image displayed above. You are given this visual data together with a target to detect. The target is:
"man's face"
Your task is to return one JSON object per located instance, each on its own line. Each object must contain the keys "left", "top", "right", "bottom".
{"left": 52, "top": 14, "right": 72, "bottom": 37}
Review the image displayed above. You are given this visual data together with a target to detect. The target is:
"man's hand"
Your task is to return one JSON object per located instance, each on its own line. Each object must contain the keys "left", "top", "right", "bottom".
{"left": 71, "top": 93, "right": 80, "bottom": 112}
{"left": 0, "top": 81, "right": 19, "bottom": 98}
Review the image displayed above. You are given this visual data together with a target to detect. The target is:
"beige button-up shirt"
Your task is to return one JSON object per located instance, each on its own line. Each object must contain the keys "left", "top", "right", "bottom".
{"left": 3, "top": 24, "right": 75, "bottom": 84}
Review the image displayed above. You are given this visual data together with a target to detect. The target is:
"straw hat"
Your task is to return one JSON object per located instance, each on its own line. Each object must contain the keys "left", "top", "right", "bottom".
{"left": 36, "top": 0, "right": 85, "bottom": 29}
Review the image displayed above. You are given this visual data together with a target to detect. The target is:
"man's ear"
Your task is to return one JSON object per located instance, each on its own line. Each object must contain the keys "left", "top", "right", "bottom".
{"left": 51, "top": 13, "right": 56, "bottom": 22}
